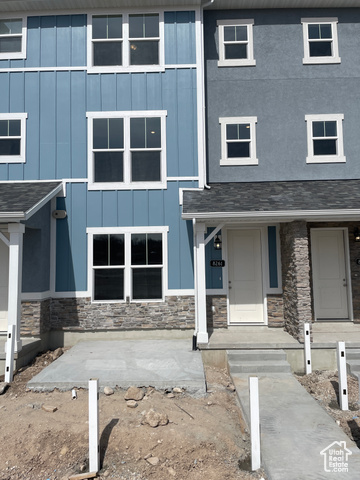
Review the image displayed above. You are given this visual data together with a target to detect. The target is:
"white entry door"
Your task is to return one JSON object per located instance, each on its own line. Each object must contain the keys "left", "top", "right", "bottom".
{"left": 0, "top": 237, "right": 8, "bottom": 331}
{"left": 311, "top": 229, "right": 349, "bottom": 320}
{"left": 228, "top": 229, "right": 264, "bottom": 324}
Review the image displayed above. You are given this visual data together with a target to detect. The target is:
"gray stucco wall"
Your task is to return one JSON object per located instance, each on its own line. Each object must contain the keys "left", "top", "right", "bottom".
{"left": 205, "top": 8, "right": 360, "bottom": 182}
{"left": 22, "top": 202, "right": 51, "bottom": 292}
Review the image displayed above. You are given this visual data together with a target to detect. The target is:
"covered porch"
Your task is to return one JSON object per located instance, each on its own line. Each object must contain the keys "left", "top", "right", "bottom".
{"left": 182, "top": 180, "right": 360, "bottom": 347}
{"left": 0, "top": 181, "right": 63, "bottom": 377}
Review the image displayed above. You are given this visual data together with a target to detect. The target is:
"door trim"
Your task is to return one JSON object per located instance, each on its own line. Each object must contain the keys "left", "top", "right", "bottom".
{"left": 310, "top": 227, "right": 353, "bottom": 322}
{"left": 225, "top": 227, "right": 268, "bottom": 326}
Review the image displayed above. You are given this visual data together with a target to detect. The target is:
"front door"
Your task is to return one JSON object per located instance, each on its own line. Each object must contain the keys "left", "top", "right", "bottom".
{"left": 228, "top": 229, "right": 264, "bottom": 324}
{"left": 0, "top": 237, "right": 8, "bottom": 331}
{"left": 311, "top": 229, "right": 349, "bottom": 320}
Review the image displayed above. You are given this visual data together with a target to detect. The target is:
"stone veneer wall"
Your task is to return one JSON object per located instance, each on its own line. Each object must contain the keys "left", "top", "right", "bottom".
{"left": 206, "top": 295, "right": 227, "bottom": 328}
{"left": 21, "top": 299, "right": 51, "bottom": 336}
{"left": 280, "top": 221, "right": 312, "bottom": 342}
{"left": 308, "top": 222, "right": 360, "bottom": 324}
{"left": 267, "top": 294, "right": 284, "bottom": 327}
{"left": 20, "top": 296, "right": 196, "bottom": 335}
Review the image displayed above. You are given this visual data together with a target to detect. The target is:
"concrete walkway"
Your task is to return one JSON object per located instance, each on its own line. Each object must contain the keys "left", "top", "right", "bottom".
{"left": 233, "top": 373, "right": 360, "bottom": 479}
{"left": 27, "top": 339, "right": 206, "bottom": 395}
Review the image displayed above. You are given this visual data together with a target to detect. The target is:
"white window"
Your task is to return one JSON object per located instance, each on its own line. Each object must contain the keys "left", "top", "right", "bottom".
{"left": 0, "top": 113, "right": 27, "bottom": 163}
{"left": 0, "top": 17, "right": 26, "bottom": 60}
{"left": 217, "top": 19, "right": 255, "bottom": 67}
{"left": 219, "top": 116, "right": 258, "bottom": 166}
{"left": 302, "top": 18, "right": 340, "bottom": 64}
{"left": 88, "top": 226, "right": 168, "bottom": 303}
{"left": 305, "top": 114, "right": 345, "bottom": 163}
{"left": 87, "top": 110, "right": 167, "bottom": 190}
{"left": 88, "top": 13, "right": 164, "bottom": 72}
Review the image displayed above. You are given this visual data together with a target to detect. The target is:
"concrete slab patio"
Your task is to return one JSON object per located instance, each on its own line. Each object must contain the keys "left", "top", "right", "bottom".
{"left": 27, "top": 339, "right": 206, "bottom": 395}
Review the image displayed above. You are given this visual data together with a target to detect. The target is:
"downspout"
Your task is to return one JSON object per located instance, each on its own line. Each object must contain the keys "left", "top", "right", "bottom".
{"left": 191, "top": 0, "right": 214, "bottom": 350}
{"left": 200, "top": 0, "right": 215, "bottom": 190}
{"left": 192, "top": 218, "right": 198, "bottom": 350}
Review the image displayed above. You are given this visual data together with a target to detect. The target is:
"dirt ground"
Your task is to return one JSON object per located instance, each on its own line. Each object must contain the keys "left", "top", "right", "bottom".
{"left": 0, "top": 350, "right": 267, "bottom": 480}
{"left": 296, "top": 370, "right": 360, "bottom": 448}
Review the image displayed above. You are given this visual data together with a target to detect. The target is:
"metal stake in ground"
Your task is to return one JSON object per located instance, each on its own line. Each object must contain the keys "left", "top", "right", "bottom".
{"left": 304, "top": 323, "right": 312, "bottom": 374}
{"left": 336, "top": 341, "right": 349, "bottom": 411}
{"left": 249, "top": 376, "right": 261, "bottom": 471}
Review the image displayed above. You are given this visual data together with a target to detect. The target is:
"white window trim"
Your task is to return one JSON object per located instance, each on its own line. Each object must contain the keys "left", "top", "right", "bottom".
{"left": 219, "top": 116, "right": 258, "bottom": 166}
{"left": 305, "top": 113, "right": 345, "bottom": 164}
{"left": 87, "top": 226, "right": 169, "bottom": 304}
{"left": 0, "top": 112, "right": 27, "bottom": 163}
{"left": 87, "top": 11, "right": 165, "bottom": 73}
{"left": 87, "top": 110, "right": 167, "bottom": 190}
{"left": 302, "top": 17, "right": 340, "bottom": 65}
{"left": 217, "top": 19, "right": 255, "bottom": 67}
{"left": 0, "top": 15, "right": 27, "bottom": 60}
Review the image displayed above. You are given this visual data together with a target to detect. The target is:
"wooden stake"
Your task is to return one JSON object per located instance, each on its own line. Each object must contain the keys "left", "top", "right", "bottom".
{"left": 249, "top": 376, "right": 261, "bottom": 471}
{"left": 304, "top": 323, "right": 312, "bottom": 374}
{"left": 337, "top": 342, "right": 348, "bottom": 411}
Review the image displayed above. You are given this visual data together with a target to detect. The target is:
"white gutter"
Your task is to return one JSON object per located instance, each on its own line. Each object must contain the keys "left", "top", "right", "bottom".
{"left": 182, "top": 209, "right": 360, "bottom": 221}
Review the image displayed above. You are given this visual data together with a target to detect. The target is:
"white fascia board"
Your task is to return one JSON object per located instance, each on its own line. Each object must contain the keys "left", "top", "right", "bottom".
{"left": 182, "top": 209, "right": 360, "bottom": 222}
{"left": 24, "top": 182, "right": 64, "bottom": 220}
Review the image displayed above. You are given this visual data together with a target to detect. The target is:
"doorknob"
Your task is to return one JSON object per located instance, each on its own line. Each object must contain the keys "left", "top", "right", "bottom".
{"left": 343, "top": 278, "right": 347, "bottom": 287}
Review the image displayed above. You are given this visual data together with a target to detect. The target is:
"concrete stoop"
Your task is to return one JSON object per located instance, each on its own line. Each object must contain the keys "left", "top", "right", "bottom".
{"left": 227, "top": 349, "right": 292, "bottom": 375}
{"left": 346, "top": 348, "right": 360, "bottom": 378}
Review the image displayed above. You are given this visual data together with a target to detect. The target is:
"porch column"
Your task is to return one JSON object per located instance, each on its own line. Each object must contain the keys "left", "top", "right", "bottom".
{"left": 195, "top": 222, "right": 208, "bottom": 344}
{"left": 8, "top": 223, "right": 25, "bottom": 352}
{"left": 280, "top": 221, "right": 312, "bottom": 342}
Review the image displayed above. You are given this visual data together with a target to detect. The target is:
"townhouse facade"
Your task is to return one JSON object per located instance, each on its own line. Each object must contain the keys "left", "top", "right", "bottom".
{"left": 183, "top": 3, "right": 360, "bottom": 344}
{"left": 1, "top": 0, "right": 360, "bottom": 352}
{"left": 0, "top": 0, "right": 205, "bottom": 351}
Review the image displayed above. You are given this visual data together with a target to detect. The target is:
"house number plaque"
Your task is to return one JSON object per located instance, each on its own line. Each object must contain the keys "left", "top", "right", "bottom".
{"left": 210, "top": 260, "right": 225, "bottom": 267}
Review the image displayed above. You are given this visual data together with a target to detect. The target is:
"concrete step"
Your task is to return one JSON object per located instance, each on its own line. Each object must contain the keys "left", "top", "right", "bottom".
{"left": 227, "top": 349, "right": 287, "bottom": 362}
{"left": 346, "top": 348, "right": 360, "bottom": 360}
{"left": 346, "top": 349, "right": 360, "bottom": 377}
{"left": 229, "top": 359, "right": 292, "bottom": 374}
{"left": 227, "top": 349, "right": 292, "bottom": 375}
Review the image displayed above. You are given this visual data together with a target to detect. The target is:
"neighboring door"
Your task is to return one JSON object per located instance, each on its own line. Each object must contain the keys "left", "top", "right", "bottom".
{"left": 311, "top": 229, "right": 349, "bottom": 320}
{"left": 228, "top": 229, "right": 264, "bottom": 324}
{"left": 0, "top": 238, "right": 8, "bottom": 331}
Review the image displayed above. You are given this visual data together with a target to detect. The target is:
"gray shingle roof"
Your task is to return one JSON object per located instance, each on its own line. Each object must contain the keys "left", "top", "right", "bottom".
{"left": 183, "top": 180, "right": 360, "bottom": 216}
{"left": 0, "top": 182, "right": 62, "bottom": 218}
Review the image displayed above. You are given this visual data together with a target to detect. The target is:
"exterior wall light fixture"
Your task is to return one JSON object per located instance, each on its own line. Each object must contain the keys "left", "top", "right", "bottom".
{"left": 354, "top": 227, "right": 360, "bottom": 242}
{"left": 214, "top": 234, "right": 222, "bottom": 250}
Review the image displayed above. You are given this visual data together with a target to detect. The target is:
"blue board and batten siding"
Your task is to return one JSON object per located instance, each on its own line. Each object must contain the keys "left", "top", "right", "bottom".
{"left": 0, "top": 12, "right": 198, "bottom": 294}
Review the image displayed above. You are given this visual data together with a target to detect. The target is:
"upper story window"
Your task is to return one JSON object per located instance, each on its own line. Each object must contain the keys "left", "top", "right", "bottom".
{"left": 88, "top": 13, "right": 164, "bottom": 72}
{"left": 0, "top": 17, "right": 26, "bottom": 60}
{"left": 219, "top": 116, "right": 258, "bottom": 166}
{"left": 88, "top": 226, "right": 168, "bottom": 303}
{"left": 305, "top": 114, "right": 345, "bottom": 163}
{"left": 0, "top": 113, "right": 27, "bottom": 163}
{"left": 217, "top": 19, "right": 255, "bottom": 67}
{"left": 87, "top": 110, "right": 167, "bottom": 190}
{"left": 302, "top": 18, "right": 340, "bottom": 64}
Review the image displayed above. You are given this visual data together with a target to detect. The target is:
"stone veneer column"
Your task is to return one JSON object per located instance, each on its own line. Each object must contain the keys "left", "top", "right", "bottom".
{"left": 280, "top": 221, "right": 312, "bottom": 342}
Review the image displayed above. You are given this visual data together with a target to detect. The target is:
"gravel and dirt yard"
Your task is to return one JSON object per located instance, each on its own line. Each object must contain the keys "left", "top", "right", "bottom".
{"left": 0, "top": 350, "right": 267, "bottom": 480}
{"left": 295, "top": 370, "right": 360, "bottom": 449}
